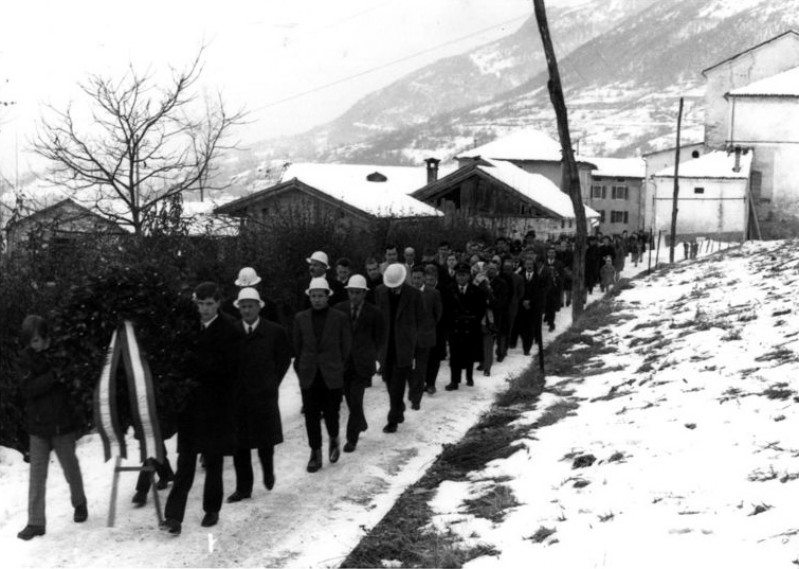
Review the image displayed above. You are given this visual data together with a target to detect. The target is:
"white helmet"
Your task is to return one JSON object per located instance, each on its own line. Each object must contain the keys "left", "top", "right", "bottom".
{"left": 383, "top": 263, "right": 407, "bottom": 288}
{"left": 306, "top": 277, "right": 332, "bottom": 295}
{"left": 235, "top": 266, "right": 261, "bottom": 287}
{"left": 234, "top": 287, "right": 265, "bottom": 308}
{"left": 306, "top": 251, "right": 329, "bottom": 268}
{"left": 345, "top": 274, "right": 369, "bottom": 290}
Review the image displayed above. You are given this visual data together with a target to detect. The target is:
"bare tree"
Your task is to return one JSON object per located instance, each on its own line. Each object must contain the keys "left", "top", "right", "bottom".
{"left": 33, "top": 49, "right": 244, "bottom": 234}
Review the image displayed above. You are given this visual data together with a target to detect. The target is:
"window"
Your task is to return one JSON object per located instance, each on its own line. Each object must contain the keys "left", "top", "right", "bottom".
{"left": 610, "top": 210, "right": 629, "bottom": 224}
{"left": 612, "top": 185, "right": 629, "bottom": 200}
{"left": 694, "top": 187, "right": 705, "bottom": 194}
{"left": 599, "top": 210, "right": 606, "bottom": 223}
{"left": 591, "top": 185, "right": 606, "bottom": 199}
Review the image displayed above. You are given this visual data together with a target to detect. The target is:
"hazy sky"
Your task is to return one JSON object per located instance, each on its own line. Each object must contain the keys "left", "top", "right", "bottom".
{"left": 0, "top": 0, "right": 582, "bottom": 177}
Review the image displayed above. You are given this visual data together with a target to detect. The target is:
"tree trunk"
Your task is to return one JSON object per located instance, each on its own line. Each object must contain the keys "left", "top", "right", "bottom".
{"left": 533, "top": 0, "right": 587, "bottom": 321}
{"left": 669, "top": 97, "right": 684, "bottom": 264}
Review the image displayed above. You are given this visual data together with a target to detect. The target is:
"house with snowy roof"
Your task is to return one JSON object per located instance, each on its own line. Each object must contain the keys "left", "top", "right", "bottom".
{"left": 214, "top": 162, "right": 443, "bottom": 233}
{"left": 411, "top": 158, "right": 599, "bottom": 240}
{"left": 583, "top": 157, "right": 645, "bottom": 235}
{"left": 650, "top": 150, "right": 753, "bottom": 242}
{"left": 702, "top": 30, "right": 799, "bottom": 235}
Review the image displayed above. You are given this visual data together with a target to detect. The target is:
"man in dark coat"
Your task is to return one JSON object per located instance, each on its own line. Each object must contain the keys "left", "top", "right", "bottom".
{"left": 364, "top": 257, "right": 383, "bottom": 306}
{"left": 333, "top": 275, "right": 383, "bottom": 453}
{"left": 543, "top": 248, "right": 564, "bottom": 332}
{"left": 293, "top": 277, "right": 352, "bottom": 473}
{"left": 504, "top": 258, "right": 525, "bottom": 351}
{"left": 585, "top": 236, "right": 601, "bottom": 296}
{"left": 408, "top": 264, "right": 442, "bottom": 409}
{"left": 376, "top": 263, "right": 425, "bottom": 433}
{"left": 226, "top": 288, "right": 292, "bottom": 503}
{"left": 485, "top": 260, "right": 510, "bottom": 367}
{"left": 516, "top": 250, "right": 550, "bottom": 356}
{"left": 445, "top": 263, "right": 486, "bottom": 390}
{"left": 161, "top": 282, "right": 239, "bottom": 535}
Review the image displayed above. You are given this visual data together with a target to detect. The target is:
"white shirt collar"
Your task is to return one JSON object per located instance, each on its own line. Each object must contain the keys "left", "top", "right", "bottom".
{"left": 244, "top": 318, "right": 260, "bottom": 332}
{"left": 202, "top": 314, "right": 218, "bottom": 329}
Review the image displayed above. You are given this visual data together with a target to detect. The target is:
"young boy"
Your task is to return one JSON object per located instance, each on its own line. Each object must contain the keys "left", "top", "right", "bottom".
{"left": 600, "top": 255, "right": 617, "bottom": 293}
{"left": 18, "top": 315, "right": 87, "bottom": 541}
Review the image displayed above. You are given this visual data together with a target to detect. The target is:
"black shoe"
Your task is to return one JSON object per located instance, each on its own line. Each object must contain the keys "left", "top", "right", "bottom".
{"left": 383, "top": 422, "right": 398, "bottom": 433}
{"left": 548, "top": 323, "right": 555, "bottom": 332}
{"left": 226, "top": 490, "right": 252, "bottom": 503}
{"left": 307, "top": 449, "right": 323, "bottom": 473}
{"left": 411, "top": 401, "right": 421, "bottom": 410}
{"left": 476, "top": 363, "right": 484, "bottom": 371}
{"left": 523, "top": 350, "right": 530, "bottom": 356}
{"left": 201, "top": 512, "right": 219, "bottom": 528}
{"left": 466, "top": 378, "right": 474, "bottom": 386}
{"left": 156, "top": 478, "right": 170, "bottom": 490}
{"left": 425, "top": 385, "right": 436, "bottom": 395}
{"left": 483, "top": 370, "right": 491, "bottom": 377}
{"left": 329, "top": 437, "right": 341, "bottom": 463}
{"left": 444, "top": 383, "right": 458, "bottom": 391}
{"left": 264, "top": 471, "right": 275, "bottom": 491}
{"left": 132, "top": 491, "right": 147, "bottom": 507}
{"left": 496, "top": 355, "right": 505, "bottom": 363}
{"left": 160, "top": 518, "right": 181, "bottom": 535}
{"left": 17, "top": 525, "right": 45, "bottom": 540}
{"left": 344, "top": 440, "right": 357, "bottom": 453}
{"left": 74, "top": 502, "right": 88, "bottom": 523}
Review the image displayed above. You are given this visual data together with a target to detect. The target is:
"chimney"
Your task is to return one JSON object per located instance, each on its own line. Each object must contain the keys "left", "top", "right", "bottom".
{"left": 733, "top": 146, "right": 741, "bottom": 173}
{"left": 424, "top": 158, "right": 441, "bottom": 184}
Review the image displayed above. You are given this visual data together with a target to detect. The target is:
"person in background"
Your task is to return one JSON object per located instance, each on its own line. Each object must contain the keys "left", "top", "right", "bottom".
{"left": 161, "top": 282, "right": 239, "bottom": 535}
{"left": 504, "top": 258, "right": 525, "bottom": 352}
{"left": 376, "top": 263, "right": 424, "bottom": 433}
{"left": 445, "top": 263, "right": 486, "bottom": 390}
{"left": 364, "top": 257, "right": 383, "bottom": 305}
{"left": 543, "top": 248, "right": 564, "bottom": 333}
{"left": 424, "top": 264, "right": 448, "bottom": 395}
{"left": 403, "top": 247, "right": 417, "bottom": 274}
{"left": 600, "top": 255, "right": 617, "bottom": 293}
{"left": 556, "top": 240, "right": 574, "bottom": 308}
{"left": 293, "top": 277, "right": 351, "bottom": 472}
{"left": 408, "top": 264, "right": 442, "bottom": 409}
{"left": 379, "top": 244, "right": 400, "bottom": 274}
{"left": 333, "top": 275, "right": 383, "bottom": 452}
{"left": 17, "top": 315, "right": 87, "bottom": 541}
{"left": 227, "top": 288, "right": 291, "bottom": 503}
{"left": 516, "top": 250, "right": 549, "bottom": 356}
{"left": 330, "top": 258, "right": 352, "bottom": 306}
{"left": 484, "top": 260, "right": 510, "bottom": 370}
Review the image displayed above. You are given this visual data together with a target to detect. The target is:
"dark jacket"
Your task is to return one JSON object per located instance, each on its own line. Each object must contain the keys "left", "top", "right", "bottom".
{"left": 418, "top": 286, "right": 443, "bottom": 349}
{"left": 179, "top": 313, "right": 240, "bottom": 455}
{"left": 518, "top": 264, "right": 550, "bottom": 314}
{"left": 376, "top": 283, "right": 425, "bottom": 368}
{"left": 235, "top": 319, "right": 292, "bottom": 448}
{"left": 293, "top": 307, "right": 352, "bottom": 389}
{"left": 446, "top": 282, "right": 486, "bottom": 365}
{"left": 20, "top": 347, "right": 78, "bottom": 438}
{"left": 334, "top": 300, "right": 383, "bottom": 378}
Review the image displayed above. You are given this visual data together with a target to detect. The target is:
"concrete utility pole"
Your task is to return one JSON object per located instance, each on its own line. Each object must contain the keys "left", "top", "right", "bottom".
{"left": 669, "top": 97, "right": 684, "bottom": 264}
{"left": 533, "top": 0, "right": 587, "bottom": 321}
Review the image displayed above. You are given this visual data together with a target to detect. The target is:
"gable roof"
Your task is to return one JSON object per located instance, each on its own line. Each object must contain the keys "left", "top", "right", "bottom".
{"left": 6, "top": 198, "right": 123, "bottom": 233}
{"left": 653, "top": 150, "right": 752, "bottom": 179}
{"left": 726, "top": 65, "right": 799, "bottom": 98}
{"left": 412, "top": 158, "right": 598, "bottom": 220}
{"left": 456, "top": 129, "right": 564, "bottom": 162}
{"left": 702, "top": 30, "right": 799, "bottom": 76}
{"left": 585, "top": 157, "right": 646, "bottom": 178}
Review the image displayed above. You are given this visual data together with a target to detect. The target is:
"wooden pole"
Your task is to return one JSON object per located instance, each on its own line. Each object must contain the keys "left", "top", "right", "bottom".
{"left": 669, "top": 97, "right": 684, "bottom": 264}
{"left": 533, "top": 0, "right": 587, "bottom": 321}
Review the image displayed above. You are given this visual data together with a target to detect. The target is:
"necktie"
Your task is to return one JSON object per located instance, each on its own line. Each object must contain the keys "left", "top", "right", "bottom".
{"left": 351, "top": 306, "right": 358, "bottom": 323}
{"left": 247, "top": 325, "right": 253, "bottom": 336}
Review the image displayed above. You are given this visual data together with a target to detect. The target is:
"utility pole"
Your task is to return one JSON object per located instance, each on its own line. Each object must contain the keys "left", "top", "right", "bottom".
{"left": 533, "top": 0, "right": 587, "bottom": 321}
{"left": 669, "top": 97, "right": 684, "bottom": 264}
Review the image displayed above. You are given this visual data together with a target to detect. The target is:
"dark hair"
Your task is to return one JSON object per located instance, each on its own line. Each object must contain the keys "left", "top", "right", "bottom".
{"left": 495, "top": 236, "right": 509, "bottom": 244}
{"left": 365, "top": 256, "right": 379, "bottom": 267}
{"left": 194, "top": 281, "right": 222, "bottom": 301}
{"left": 411, "top": 264, "right": 426, "bottom": 275}
{"left": 335, "top": 257, "right": 351, "bottom": 268}
{"left": 424, "top": 264, "right": 439, "bottom": 278}
{"left": 384, "top": 243, "right": 397, "bottom": 252}
{"left": 438, "top": 240, "right": 450, "bottom": 249}
{"left": 21, "top": 314, "right": 49, "bottom": 345}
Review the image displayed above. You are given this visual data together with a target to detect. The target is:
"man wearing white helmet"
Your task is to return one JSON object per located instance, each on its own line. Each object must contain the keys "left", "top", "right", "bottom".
{"left": 375, "top": 263, "right": 424, "bottom": 433}
{"left": 293, "top": 277, "right": 352, "bottom": 472}
{"left": 333, "top": 274, "right": 383, "bottom": 452}
{"left": 227, "top": 288, "right": 292, "bottom": 503}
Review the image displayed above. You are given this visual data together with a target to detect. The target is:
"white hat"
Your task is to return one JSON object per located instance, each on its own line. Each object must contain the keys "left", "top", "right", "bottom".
{"left": 306, "top": 251, "right": 329, "bottom": 268}
{"left": 234, "top": 287, "right": 264, "bottom": 308}
{"left": 345, "top": 274, "right": 368, "bottom": 290}
{"left": 235, "top": 266, "right": 261, "bottom": 287}
{"left": 383, "top": 263, "right": 407, "bottom": 288}
{"left": 306, "top": 277, "right": 332, "bottom": 295}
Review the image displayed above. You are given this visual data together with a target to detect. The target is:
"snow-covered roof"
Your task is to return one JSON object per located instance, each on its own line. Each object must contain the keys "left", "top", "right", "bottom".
{"left": 727, "top": 65, "right": 799, "bottom": 98}
{"left": 653, "top": 150, "right": 753, "bottom": 179}
{"left": 279, "top": 162, "right": 443, "bottom": 217}
{"left": 479, "top": 159, "right": 599, "bottom": 219}
{"left": 456, "top": 129, "right": 564, "bottom": 162}
{"left": 585, "top": 156, "right": 646, "bottom": 178}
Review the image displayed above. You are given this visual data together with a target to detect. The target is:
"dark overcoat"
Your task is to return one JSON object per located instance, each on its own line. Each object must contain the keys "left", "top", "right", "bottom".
{"left": 292, "top": 307, "right": 352, "bottom": 390}
{"left": 333, "top": 300, "right": 383, "bottom": 379}
{"left": 446, "top": 283, "right": 486, "bottom": 366}
{"left": 235, "top": 319, "right": 292, "bottom": 448}
{"left": 20, "top": 347, "right": 79, "bottom": 438}
{"left": 375, "top": 283, "right": 425, "bottom": 368}
{"left": 418, "top": 287, "right": 443, "bottom": 349}
{"left": 179, "top": 313, "right": 240, "bottom": 455}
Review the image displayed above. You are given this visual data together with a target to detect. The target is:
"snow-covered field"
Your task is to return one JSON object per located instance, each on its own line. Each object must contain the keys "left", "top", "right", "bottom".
{"left": 425, "top": 240, "right": 799, "bottom": 569}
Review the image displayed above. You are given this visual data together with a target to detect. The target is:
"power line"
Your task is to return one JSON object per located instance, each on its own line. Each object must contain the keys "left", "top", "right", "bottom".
{"left": 248, "top": 13, "right": 530, "bottom": 114}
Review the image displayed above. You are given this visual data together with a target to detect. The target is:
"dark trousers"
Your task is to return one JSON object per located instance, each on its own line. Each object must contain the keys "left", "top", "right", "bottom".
{"left": 135, "top": 443, "right": 174, "bottom": 494}
{"left": 409, "top": 346, "right": 430, "bottom": 405}
{"left": 450, "top": 362, "right": 473, "bottom": 385}
{"left": 517, "top": 307, "right": 543, "bottom": 355}
{"left": 301, "top": 371, "right": 343, "bottom": 450}
{"left": 232, "top": 446, "right": 273, "bottom": 494}
{"left": 544, "top": 300, "right": 558, "bottom": 326}
{"left": 343, "top": 368, "right": 369, "bottom": 444}
{"left": 27, "top": 432, "right": 86, "bottom": 527}
{"left": 426, "top": 346, "right": 443, "bottom": 389}
{"left": 384, "top": 363, "right": 412, "bottom": 425}
{"left": 482, "top": 332, "right": 495, "bottom": 372}
{"left": 164, "top": 450, "right": 223, "bottom": 523}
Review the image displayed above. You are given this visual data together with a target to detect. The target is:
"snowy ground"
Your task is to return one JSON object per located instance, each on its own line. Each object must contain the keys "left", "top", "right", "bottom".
{"left": 423, "top": 240, "right": 799, "bottom": 569}
{"left": 1, "top": 244, "right": 724, "bottom": 569}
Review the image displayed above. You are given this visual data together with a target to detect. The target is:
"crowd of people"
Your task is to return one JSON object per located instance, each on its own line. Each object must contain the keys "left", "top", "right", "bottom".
{"left": 14, "top": 229, "right": 647, "bottom": 540}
